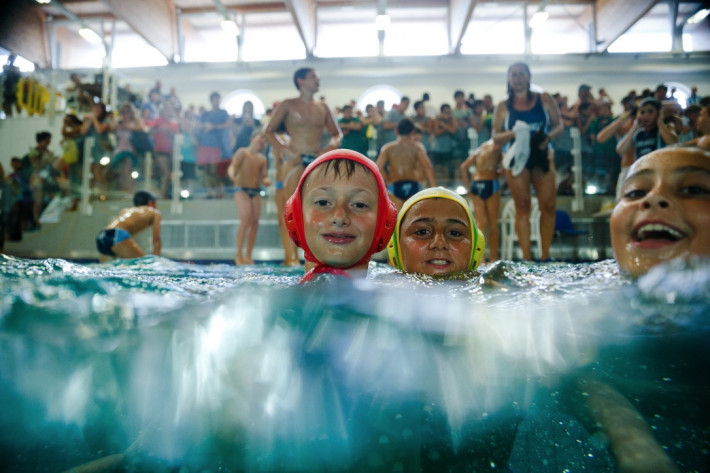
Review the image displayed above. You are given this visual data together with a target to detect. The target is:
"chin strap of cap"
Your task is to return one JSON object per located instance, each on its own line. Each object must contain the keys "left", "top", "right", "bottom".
{"left": 300, "top": 265, "right": 352, "bottom": 284}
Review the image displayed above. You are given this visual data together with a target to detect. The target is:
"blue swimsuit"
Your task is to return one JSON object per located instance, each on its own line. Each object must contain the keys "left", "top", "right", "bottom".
{"left": 96, "top": 228, "right": 132, "bottom": 256}
{"left": 301, "top": 154, "right": 316, "bottom": 167}
{"left": 470, "top": 180, "right": 501, "bottom": 200}
{"left": 388, "top": 180, "right": 421, "bottom": 200}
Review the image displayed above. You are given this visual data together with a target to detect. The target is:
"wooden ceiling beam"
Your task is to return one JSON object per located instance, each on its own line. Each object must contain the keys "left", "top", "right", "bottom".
{"left": 284, "top": 0, "right": 316, "bottom": 57}
{"left": 99, "top": 0, "right": 178, "bottom": 61}
{"left": 0, "top": 1, "right": 50, "bottom": 67}
{"left": 595, "top": 0, "right": 660, "bottom": 52}
{"left": 449, "top": 0, "right": 477, "bottom": 55}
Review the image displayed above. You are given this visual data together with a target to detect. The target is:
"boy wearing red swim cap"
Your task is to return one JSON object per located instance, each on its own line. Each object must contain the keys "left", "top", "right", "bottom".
{"left": 284, "top": 150, "right": 397, "bottom": 282}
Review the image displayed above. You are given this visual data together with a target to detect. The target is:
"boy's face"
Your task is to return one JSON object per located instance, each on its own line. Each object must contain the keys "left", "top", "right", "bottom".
{"left": 251, "top": 133, "right": 265, "bottom": 150}
{"left": 298, "top": 70, "right": 320, "bottom": 93}
{"left": 611, "top": 148, "right": 710, "bottom": 277}
{"left": 637, "top": 105, "right": 659, "bottom": 129}
{"left": 399, "top": 198, "right": 472, "bottom": 276}
{"left": 302, "top": 164, "right": 379, "bottom": 268}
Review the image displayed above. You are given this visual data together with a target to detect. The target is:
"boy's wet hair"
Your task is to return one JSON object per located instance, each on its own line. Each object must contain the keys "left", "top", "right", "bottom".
{"left": 638, "top": 97, "right": 662, "bottom": 111}
{"left": 134, "top": 191, "right": 156, "bottom": 207}
{"left": 293, "top": 67, "right": 314, "bottom": 90}
{"left": 397, "top": 118, "right": 415, "bottom": 136}
{"left": 304, "top": 158, "right": 371, "bottom": 188}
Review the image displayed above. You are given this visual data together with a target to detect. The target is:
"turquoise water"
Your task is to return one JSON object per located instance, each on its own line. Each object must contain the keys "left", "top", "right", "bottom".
{"left": 0, "top": 255, "right": 708, "bottom": 472}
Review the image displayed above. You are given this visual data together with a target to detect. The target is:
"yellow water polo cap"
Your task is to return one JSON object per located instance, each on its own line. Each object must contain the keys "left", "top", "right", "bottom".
{"left": 386, "top": 187, "right": 486, "bottom": 272}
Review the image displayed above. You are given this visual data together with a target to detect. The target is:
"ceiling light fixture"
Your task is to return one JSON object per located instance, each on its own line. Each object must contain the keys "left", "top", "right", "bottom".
{"left": 220, "top": 19, "right": 240, "bottom": 36}
{"left": 35, "top": 0, "right": 52, "bottom": 4}
{"left": 78, "top": 27, "right": 103, "bottom": 44}
{"left": 375, "top": 14, "right": 390, "bottom": 31}
{"left": 529, "top": 10, "right": 549, "bottom": 29}
{"left": 687, "top": 9, "right": 709, "bottom": 24}
{"left": 529, "top": 0, "right": 550, "bottom": 29}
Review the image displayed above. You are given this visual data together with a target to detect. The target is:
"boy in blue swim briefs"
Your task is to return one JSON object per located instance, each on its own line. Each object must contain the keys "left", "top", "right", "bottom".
{"left": 460, "top": 139, "right": 503, "bottom": 261}
{"left": 284, "top": 149, "right": 397, "bottom": 282}
{"left": 96, "top": 191, "right": 161, "bottom": 262}
{"left": 376, "top": 118, "right": 436, "bottom": 210}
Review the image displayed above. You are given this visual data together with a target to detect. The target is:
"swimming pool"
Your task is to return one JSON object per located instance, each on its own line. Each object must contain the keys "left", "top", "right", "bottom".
{"left": 0, "top": 255, "right": 708, "bottom": 472}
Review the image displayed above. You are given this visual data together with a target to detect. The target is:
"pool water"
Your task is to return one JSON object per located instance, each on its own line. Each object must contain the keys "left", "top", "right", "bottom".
{"left": 0, "top": 255, "right": 708, "bottom": 472}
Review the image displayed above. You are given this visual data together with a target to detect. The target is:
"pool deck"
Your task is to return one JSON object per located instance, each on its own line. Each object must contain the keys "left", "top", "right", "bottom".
{"left": 3, "top": 195, "right": 614, "bottom": 263}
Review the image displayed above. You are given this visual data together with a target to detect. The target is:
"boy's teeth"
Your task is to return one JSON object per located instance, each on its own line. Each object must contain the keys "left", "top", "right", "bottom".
{"left": 429, "top": 259, "right": 449, "bottom": 265}
{"left": 637, "top": 223, "right": 682, "bottom": 240}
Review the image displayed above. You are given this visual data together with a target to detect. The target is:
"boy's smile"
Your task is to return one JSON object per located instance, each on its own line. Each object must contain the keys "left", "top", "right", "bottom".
{"left": 301, "top": 165, "right": 379, "bottom": 269}
{"left": 611, "top": 147, "right": 710, "bottom": 276}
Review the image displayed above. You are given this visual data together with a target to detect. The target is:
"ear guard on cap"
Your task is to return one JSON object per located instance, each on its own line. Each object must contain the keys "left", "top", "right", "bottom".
{"left": 387, "top": 187, "right": 486, "bottom": 272}
{"left": 284, "top": 149, "right": 397, "bottom": 268}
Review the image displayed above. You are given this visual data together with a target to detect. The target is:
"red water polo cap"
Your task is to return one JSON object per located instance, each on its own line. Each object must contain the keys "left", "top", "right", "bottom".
{"left": 284, "top": 149, "right": 397, "bottom": 270}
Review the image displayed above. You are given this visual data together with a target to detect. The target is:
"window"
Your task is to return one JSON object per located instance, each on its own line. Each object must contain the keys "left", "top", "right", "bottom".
{"left": 461, "top": 3, "right": 525, "bottom": 55}
{"left": 316, "top": 6, "right": 379, "bottom": 58}
{"left": 182, "top": 13, "right": 238, "bottom": 63}
{"left": 529, "top": 4, "right": 593, "bottom": 54}
{"left": 222, "top": 90, "right": 266, "bottom": 118}
{"left": 383, "top": 7, "right": 448, "bottom": 57}
{"left": 242, "top": 12, "right": 306, "bottom": 62}
{"left": 357, "top": 84, "right": 403, "bottom": 112}
{"left": 0, "top": 48, "right": 35, "bottom": 72}
{"left": 112, "top": 33, "right": 168, "bottom": 68}
{"left": 608, "top": 3, "right": 673, "bottom": 53}
{"left": 663, "top": 82, "right": 691, "bottom": 108}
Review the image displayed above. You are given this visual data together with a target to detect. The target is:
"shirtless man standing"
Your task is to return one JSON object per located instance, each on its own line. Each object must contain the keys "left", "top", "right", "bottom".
{"left": 376, "top": 118, "right": 436, "bottom": 210}
{"left": 264, "top": 67, "right": 342, "bottom": 265}
{"left": 96, "top": 191, "right": 161, "bottom": 262}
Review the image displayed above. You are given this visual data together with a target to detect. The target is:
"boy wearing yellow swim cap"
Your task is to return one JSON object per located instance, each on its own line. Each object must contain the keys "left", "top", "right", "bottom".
{"left": 387, "top": 187, "right": 485, "bottom": 276}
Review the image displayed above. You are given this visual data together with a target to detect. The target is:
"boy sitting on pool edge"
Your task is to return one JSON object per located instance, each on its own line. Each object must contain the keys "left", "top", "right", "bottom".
{"left": 387, "top": 187, "right": 485, "bottom": 278}
{"left": 284, "top": 149, "right": 398, "bottom": 282}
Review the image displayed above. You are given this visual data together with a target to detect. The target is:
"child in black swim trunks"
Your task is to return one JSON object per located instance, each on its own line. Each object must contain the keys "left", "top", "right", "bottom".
{"left": 228, "top": 130, "right": 270, "bottom": 265}
{"left": 460, "top": 139, "right": 503, "bottom": 261}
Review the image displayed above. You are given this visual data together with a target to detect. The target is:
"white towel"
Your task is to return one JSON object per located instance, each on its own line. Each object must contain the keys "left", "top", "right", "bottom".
{"left": 502, "top": 120, "right": 530, "bottom": 176}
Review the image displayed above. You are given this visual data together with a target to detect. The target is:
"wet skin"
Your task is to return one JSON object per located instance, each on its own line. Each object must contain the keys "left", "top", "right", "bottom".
{"left": 399, "top": 198, "right": 473, "bottom": 276}
{"left": 610, "top": 147, "right": 710, "bottom": 276}
{"left": 302, "top": 165, "right": 379, "bottom": 269}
